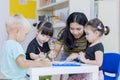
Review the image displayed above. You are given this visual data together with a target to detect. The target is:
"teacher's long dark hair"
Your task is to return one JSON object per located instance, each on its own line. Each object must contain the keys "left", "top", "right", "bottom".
{"left": 58, "top": 12, "right": 88, "bottom": 50}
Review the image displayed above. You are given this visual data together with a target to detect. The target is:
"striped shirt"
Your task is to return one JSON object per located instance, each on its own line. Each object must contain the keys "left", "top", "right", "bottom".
{"left": 56, "top": 35, "right": 88, "bottom": 54}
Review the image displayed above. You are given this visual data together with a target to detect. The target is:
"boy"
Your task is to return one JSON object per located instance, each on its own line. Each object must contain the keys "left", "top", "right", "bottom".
{"left": 0, "top": 14, "right": 51, "bottom": 80}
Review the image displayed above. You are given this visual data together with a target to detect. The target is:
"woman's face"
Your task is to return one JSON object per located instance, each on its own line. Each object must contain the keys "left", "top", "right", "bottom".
{"left": 70, "top": 22, "right": 84, "bottom": 39}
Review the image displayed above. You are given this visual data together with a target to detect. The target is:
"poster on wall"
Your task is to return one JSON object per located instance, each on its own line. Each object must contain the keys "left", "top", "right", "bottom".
{"left": 10, "top": 0, "right": 36, "bottom": 19}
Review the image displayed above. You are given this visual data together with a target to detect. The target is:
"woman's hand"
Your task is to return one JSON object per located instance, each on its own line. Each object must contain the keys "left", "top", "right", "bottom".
{"left": 65, "top": 53, "right": 79, "bottom": 62}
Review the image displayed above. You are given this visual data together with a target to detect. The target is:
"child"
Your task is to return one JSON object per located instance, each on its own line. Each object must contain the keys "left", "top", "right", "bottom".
{"left": 0, "top": 14, "right": 51, "bottom": 80}
{"left": 26, "top": 21, "right": 54, "bottom": 60}
{"left": 68, "top": 18, "right": 110, "bottom": 80}
{"left": 26, "top": 21, "right": 54, "bottom": 80}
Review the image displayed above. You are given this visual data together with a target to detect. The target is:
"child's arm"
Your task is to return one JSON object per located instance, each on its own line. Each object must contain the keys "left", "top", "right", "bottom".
{"left": 78, "top": 51, "right": 103, "bottom": 67}
{"left": 85, "top": 51, "right": 103, "bottom": 67}
{"left": 30, "top": 52, "right": 47, "bottom": 60}
{"left": 39, "top": 52, "right": 46, "bottom": 58}
{"left": 29, "top": 53, "right": 40, "bottom": 59}
{"left": 16, "top": 55, "right": 51, "bottom": 68}
{"left": 65, "top": 53, "right": 79, "bottom": 62}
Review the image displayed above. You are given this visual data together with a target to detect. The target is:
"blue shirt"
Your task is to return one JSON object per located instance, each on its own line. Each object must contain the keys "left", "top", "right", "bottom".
{"left": 0, "top": 40, "right": 27, "bottom": 80}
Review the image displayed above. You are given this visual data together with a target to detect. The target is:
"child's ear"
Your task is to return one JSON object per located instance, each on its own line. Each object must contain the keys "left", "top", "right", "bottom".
{"left": 13, "top": 27, "right": 19, "bottom": 33}
{"left": 95, "top": 30, "right": 100, "bottom": 36}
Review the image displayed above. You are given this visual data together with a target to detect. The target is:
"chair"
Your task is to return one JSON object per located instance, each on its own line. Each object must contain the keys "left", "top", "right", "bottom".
{"left": 102, "top": 52, "right": 120, "bottom": 80}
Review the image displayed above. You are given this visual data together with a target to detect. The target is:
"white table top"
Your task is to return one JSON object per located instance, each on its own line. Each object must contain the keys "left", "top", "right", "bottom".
{"left": 29, "top": 63, "right": 98, "bottom": 76}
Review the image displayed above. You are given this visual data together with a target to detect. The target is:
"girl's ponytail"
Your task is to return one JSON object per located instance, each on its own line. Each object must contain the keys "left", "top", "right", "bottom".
{"left": 104, "top": 26, "right": 110, "bottom": 35}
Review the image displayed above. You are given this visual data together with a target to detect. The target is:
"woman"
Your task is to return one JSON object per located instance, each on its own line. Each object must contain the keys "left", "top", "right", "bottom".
{"left": 49, "top": 12, "right": 88, "bottom": 62}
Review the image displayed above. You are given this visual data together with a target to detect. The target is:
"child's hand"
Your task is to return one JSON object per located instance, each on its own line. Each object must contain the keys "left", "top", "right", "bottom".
{"left": 39, "top": 52, "right": 46, "bottom": 58}
{"left": 78, "top": 52, "right": 87, "bottom": 63}
{"left": 65, "top": 53, "right": 78, "bottom": 62}
{"left": 48, "top": 50, "right": 56, "bottom": 59}
{"left": 42, "top": 58, "right": 51, "bottom": 67}
{"left": 36, "top": 58, "right": 52, "bottom": 67}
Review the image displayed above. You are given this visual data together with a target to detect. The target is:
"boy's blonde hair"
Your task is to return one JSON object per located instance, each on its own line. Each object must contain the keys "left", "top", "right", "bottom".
{"left": 6, "top": 14, "right": 31, "bottom": 33}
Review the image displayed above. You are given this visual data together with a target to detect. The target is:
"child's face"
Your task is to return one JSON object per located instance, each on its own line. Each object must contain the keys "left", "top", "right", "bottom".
{"left": 85, "top": 25, "right": 99, "bottom": 43}
{"left": 70, "top": 22, "right": 84, "bottom": 39}
{"left": 16, "top": 27, "right": 30, "bottom": 42}
{"left": 37, "top": 31, "right": 51, "bottom": 44}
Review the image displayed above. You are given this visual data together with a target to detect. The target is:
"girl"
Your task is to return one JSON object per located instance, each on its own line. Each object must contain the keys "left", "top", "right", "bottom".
{"left": 26, "top": 21, "right": 54, "bottom": 60}
{"left": 69, "top": 18, "right": 110, "bottom": 80}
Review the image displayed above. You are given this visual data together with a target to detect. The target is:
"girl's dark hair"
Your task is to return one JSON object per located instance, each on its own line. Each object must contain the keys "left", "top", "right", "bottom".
{"left": 58, "top": 12, "right": 88, "bottom": 50}
{"left": 85, "top": 18, "right": 110, "bottom": 36}
{"left": 33, "top": 21, "right": 54, "bottom": 37}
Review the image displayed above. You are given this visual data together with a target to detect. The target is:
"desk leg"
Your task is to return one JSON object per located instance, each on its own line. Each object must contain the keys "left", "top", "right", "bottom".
{"left": 92, "top": 72, "right": 98, "bottom": 80}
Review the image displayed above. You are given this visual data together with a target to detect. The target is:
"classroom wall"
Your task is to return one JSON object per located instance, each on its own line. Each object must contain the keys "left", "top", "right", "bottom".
{"left": 0, "top": 0, "right": 9, "bottom": 78}
{"left": 97, "top": 0, "right": 119, "bottom": 52}
{"left": 69, "top": 0, "right": 94, "bottom": 20}
{"left": 0, "top": 0, "right": 9, "bottom": 50}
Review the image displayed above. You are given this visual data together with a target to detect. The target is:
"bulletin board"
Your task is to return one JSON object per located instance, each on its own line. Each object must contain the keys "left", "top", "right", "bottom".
{"left": 10, "top": 0, "right": 36, "bottom": 19}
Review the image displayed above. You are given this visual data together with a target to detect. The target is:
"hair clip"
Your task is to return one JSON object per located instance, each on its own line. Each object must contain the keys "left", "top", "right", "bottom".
{"left": 97, "top": 25, "right": 102, "bottom": 30}
{"left": 97, "top": 23, "right": 102, "bottom": 30}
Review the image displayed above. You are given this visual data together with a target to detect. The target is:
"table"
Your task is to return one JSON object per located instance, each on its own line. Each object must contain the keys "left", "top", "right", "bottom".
{"left": 29, "top": 64, "right": 99, "bottom": 80}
